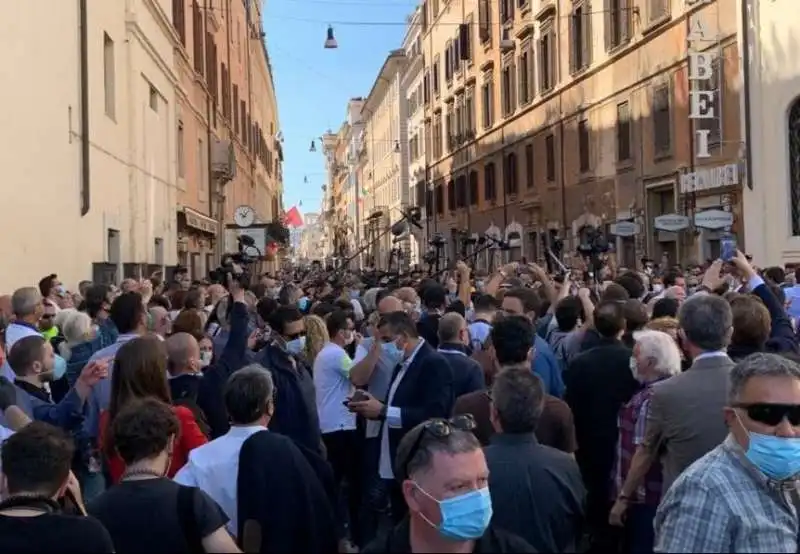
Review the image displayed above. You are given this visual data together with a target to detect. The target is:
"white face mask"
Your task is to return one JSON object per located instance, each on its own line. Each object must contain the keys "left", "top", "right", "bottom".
{"left": 629, "top": 356, "right": 638, "bottom": 377}
{"left": 652, "top": 284, "right": 664, "bottom": 293}
{"left": 199, "top": 351, "right": 212, "bottom": 368}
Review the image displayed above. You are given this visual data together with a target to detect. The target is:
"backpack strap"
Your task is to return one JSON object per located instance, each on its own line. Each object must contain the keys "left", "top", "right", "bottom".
{"left": 177, "top": 485, "right": 204, "bottom": 554}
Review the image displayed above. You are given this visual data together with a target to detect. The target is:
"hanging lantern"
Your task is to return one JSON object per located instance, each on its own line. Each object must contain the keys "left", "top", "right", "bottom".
{"left": 394, "top": 140, "right": 400, "bottom": 153}
{"left": 324, "top": 25, "right": 338, "bottom": 49}
{"left": 309, "top": 140, "right": 316, "bottom": 152}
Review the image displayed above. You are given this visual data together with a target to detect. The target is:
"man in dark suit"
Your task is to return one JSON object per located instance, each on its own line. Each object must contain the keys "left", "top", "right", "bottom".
{"left": 348, "top": 311, "right": 454, "bottom": 523}
{"left": 564, "top": 300, "right": 639, "bottom": 553}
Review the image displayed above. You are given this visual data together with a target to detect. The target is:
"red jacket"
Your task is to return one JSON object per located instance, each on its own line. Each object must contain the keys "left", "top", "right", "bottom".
{"left": 100, "top": 405, "right": 207, "bottom": 483}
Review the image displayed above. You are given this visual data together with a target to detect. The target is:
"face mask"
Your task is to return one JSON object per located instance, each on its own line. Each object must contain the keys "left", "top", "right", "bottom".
{"left": 350, "top": 290, "right": 360, "bottom": 299}
{"left": 416, "top": 484, "right": 493, "bottom": 541}
{"left": 652, "top": 284, "right": 664, "bottom": 293}
{"left": 286, "top": 336, "right": 306, "bottom": 355}
{"left": 475, "top": 280, "right": 485, "bottom": 290}
{"left": 298, "top": 297, "right": 310, "bottom": 311}
{"left": 56, "top": 285, "right": 66, "bottom": 295}
{"left": 381, "top": 341, "right": 404, "bottom": 365}
{"left": 739, "top": 415, "right": 800, "bottom": 480}
{"left": 52, "top": 354, "right": 67, "bottom": 381}
{"left": 199, "top": 351, "right": 212, "bottom": 368}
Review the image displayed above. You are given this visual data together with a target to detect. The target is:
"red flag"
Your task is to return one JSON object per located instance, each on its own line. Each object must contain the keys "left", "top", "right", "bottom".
{"left": 283, "top": 206, "right": 304, "bottom": 227}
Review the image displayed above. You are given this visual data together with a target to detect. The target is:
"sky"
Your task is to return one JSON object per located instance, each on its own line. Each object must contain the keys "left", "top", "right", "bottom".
{"left": 263, "top": 0, "right": 416, "bottom": 217}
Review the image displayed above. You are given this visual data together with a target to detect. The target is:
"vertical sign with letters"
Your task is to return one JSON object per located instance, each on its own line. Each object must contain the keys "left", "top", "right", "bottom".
{"left": 686, "top": 0, "right": 719, "bottom": 160}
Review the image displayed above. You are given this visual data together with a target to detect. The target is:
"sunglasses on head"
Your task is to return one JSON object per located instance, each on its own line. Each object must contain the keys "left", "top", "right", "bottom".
{"left": 399, "top": 414, "right": 476, "bottom": 479}
{"left": 734, "top": 403, "right": 800, "bottom": 426}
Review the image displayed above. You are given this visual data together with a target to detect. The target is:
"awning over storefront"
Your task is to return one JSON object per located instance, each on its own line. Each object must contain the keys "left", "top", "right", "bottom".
{"left": 180, "top": 206, "right": 218, "bottom": 235}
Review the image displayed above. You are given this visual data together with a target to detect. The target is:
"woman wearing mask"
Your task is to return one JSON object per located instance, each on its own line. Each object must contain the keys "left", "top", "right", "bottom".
{"left": 99, "top": 336, "right": 207, "bottom": 483}
{"left": 303, "top": 315, "right": 329, "bottom": 369}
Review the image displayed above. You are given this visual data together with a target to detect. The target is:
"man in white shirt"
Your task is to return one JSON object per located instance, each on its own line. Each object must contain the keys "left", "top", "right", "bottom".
{"left": 174, "top": 364, "right": 276, "bottom": 537}
{"left": 313, "top": 309, "right": 362, "bottom": 544}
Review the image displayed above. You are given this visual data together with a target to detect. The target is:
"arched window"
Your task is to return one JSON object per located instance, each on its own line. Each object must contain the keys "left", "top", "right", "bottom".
{"left": 789, "top": 98, "right": 800, "bottom": 235}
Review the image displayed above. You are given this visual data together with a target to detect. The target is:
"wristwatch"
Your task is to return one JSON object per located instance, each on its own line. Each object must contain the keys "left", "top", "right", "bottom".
{"left": 378, "top": 404, "right": 388, "bottom": 421}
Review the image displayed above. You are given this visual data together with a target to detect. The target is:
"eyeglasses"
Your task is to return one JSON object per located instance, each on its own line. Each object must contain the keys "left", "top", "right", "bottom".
{"left": 399, "top": 414, "right": 477, "bottom": 479}
{"left": 733, "top": 403, "right": 800, "bottom": 426}
{"left": 40, "top": 314, "right": 54, "bottom": 320}
{"left": 285, "top": 331, "right": 306, "bottom": 341}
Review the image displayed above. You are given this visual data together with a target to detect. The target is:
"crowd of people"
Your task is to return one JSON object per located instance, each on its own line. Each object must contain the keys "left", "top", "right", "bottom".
{"left": 1, "top": 250, "right": 800, "bottom": 553}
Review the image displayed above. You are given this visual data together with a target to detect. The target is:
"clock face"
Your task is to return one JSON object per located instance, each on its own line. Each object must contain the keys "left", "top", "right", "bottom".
{"left": 243, "top": 245, "right": 261, "bottom": 258}
{"left": 234, "top": 206, "right": 255, "bottom": 227}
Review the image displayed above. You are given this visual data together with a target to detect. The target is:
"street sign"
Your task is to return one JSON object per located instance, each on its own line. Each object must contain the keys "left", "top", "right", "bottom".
{"left": 653, "top": 213, "right": 690, "bottom": 232}
{"left": 610, "top": 221, "right": 640, "bottom": 237}
{"left": 694, "top": 209, "right": 734, "bottom": 230}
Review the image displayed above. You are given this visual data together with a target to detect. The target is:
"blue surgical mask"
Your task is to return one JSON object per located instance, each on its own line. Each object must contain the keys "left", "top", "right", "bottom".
{"left": 381, "top": 342, "right": 404, "bottom": 365}
{"left": 298, "top": 297, "right": 310, "bottom": 311}
{"left": 350, "top": 290, "right": 360, "bottom": 299}
{"left": 743, "top": 430, "right": 800, "bottom": 481}
{"left": 286, "top": 336, "right": 306, "bottom": 355}
{"left": 416, "top": 484, "right": 493, "bottom": 541}
{"left": 52, "top": 354, "right": 67, "bottom": 381}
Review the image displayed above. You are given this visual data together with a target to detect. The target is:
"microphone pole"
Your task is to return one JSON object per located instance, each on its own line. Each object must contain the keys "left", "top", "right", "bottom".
{"left": 333, "top": 209, "right": 416, "bottom": 278}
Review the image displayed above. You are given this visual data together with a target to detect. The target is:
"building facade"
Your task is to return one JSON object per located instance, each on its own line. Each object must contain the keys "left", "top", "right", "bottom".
{"left": 414, "top": 0, "right": 742, "bottom": 270}
{"left": 0, "top": 0, "right": 179, "bottom": 292}
{"left": 360, "top": 50, "right": 409, "bottom": 269}
{"left": 740, "top": 0, "right": 800, "bottom": 266}
{"left": 171, "top": 0, "right": 282, "bottom": 279}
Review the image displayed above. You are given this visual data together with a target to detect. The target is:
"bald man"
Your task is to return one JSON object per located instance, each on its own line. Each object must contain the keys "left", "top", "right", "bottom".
{"left": 165, "top": 332, "right": 211, "bottom": 437}
{"left": 437, "top": 312, "right": 485, "bottom": 397}
{"left": 376, "top": 295, "right": 404, "bottom": 315}
{"left": 148, "top": 306, "right": 171, "bottom": 338}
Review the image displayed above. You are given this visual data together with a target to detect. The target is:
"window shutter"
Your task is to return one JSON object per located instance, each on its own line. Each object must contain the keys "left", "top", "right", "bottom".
{"left": 621, "top": 0, "right": 631, "bottom": 42}
{"left": 538, "top": 40, "right": 545, "bottom": 93}
{"left": 582, "top": 4, "right": 592, "bottom": 67}
{"left": 604, "top": 0, "right": 612, "bottom": 51}
{"left": 569, "top": 16, "right": 577, "bottom": 72}
{"left": 459, "top": 23, "right": 470, "bottom": 61}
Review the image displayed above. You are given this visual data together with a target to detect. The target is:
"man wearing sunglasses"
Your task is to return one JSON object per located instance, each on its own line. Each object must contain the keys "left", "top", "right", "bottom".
{"left": 361, "top": 416, "right": 535, "bottom": 553}
{"left": 654, "top": 353, "right": 800, "bottom": 553}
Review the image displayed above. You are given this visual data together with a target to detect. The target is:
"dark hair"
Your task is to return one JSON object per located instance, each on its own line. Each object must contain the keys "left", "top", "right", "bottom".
{"left": 377, "top": 311, "right": 418, "bottom": 338}
{"left": 503, "top": 288, "right": 541, "bottom": 318}
{"left": 183, "top": 290, "right": 205, "bottom": 311}
{"left": 149, "top": 295, "right": 171, "bottom": 311}
{"left": 278, "top": 284, "right": 297, "bottom": 306}
{"left": 326, "top": 309, "right": 352, "bottom": 338}
{"left": 491, "top": 368, "right": 545, "bottom": 433}
{"left": 1, "top": 422, "right": 74, "bottom": 496}
{"left": 311, "top": 302, "right": 336, "bottom": 319}
{"left": 473, "top": 294, "right": 498, "bottom": 313}
{"left": 171, "top": 309, "right": 204, "bottom": 336}
{"left": 594, "top": 300, "right": 626, "bottom": 338}
{"left": 105, "top": 336, "right": 171, "bottom": 457}
{"left": 38, "top": 274, "right": 57, "bottom": 298}
{"left": 110, "top": 292, "right": 145, "bottom": 334}
{"left": 85, "top": 284, "right": 111, "bottom": 319}
{"left": 614, "top": 272, "right": 645, "bottom": 300}
{"left": 267, "top": 305, "right": 303, "bottom": 335}
{"left": 224, "top": 365, "right": 275, "bottom": 424}
{"left": 374, "top": 288, "right": 393, "bottom": 306}
{"left": 490, "top": 315, "right": 534, "bottom": 366}
{"left": 764, "top": 266, "right": 785, "bottom": 285}
{"left": 421, "top": 284, "right": 447, "bottom": 310}
{"left": 110, "top": 398, "right": 180, "bottom": 465}
{"left": 623, "top": 299, "right": 648, "bottom": 333}
{"left": 730, "top": 295, "right": 771, "bottom": 349}
{"left": 445, "top": 299, "right": 466, "bottom": 318}
{"left": 652, "top": 297, "right": 680, "bottom": 319}
{"left": 554, "top": 296, "right": 583, "bottom": 332}
{"left": 256, "top": 297, "right": 278, "bottom": 323}
{"left": 7, "top": 335, "right": 47, "bottom": 376}
{"left": 663, "top": 269, "right": 684, "bottom": 288}
{"left": 600, "top": 283, "right": 630, "bottom": 303}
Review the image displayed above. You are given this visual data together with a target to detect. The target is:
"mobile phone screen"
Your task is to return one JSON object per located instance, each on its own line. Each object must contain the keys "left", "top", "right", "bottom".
{"left": 721, "top": 236, "right": 737, "bottom": 262}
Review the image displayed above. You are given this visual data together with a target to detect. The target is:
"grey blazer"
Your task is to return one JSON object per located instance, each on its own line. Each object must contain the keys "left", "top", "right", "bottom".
{"left": 643, "top": 354, "right": 735, "bottom": 491}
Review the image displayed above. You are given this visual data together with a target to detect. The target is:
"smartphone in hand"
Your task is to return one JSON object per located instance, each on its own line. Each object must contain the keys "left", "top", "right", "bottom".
{"left": 721, "top": 235, "right": 737, "bottom": 262}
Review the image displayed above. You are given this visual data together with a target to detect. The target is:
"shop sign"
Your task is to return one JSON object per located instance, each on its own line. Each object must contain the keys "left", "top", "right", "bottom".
{"left": 610, "top": 221, "right": 640, "bottom": 237}
{"left": 653, "top": 214, "right": 691, "bottom": 232}
{"left": 680, "top": 163, "right": 739, "bottom": 193}
{"left": 686, "top": 0, "right": 719, "bottom": 160}
{"left": 694, "top": 209, "right": 734, "bottom": 230}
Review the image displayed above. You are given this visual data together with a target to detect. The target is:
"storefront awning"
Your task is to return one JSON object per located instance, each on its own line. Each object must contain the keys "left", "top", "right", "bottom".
{"left": 180, "top": 206, "right": 218, "bottom": 235}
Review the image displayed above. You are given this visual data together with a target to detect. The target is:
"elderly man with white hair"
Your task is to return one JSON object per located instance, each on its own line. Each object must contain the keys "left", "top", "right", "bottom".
{"left": 608, "top": 329, "right": 682, "bottom": 552}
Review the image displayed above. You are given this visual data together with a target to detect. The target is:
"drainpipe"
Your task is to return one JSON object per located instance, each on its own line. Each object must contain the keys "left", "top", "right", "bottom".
{"left": 203, "top": 0, "right": 218, "bottom": 264}
{"left": 79, "top": 0, "right": 90, "bottom": 216}
{"left": 740, "top": 0, "right": 753, "bottom": 192}
{"left": 559, "top": 97, "right": 567, "bottom": 252}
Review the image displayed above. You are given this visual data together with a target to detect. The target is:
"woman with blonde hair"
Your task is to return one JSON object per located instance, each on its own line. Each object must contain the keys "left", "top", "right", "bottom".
{"left": 303, "top": 314, "right": 329, "bottom": 367}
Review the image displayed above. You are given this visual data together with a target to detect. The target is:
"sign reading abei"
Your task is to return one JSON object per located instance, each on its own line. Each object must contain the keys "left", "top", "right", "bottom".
{"left": 686, "top": 0, "right": 718, "bottom": 160}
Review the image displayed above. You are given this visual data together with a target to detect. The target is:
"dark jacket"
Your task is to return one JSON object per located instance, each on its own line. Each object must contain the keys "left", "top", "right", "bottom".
{"left": 65, "top": 320, "right": 118, "bottom": 386}
{"left": 438, "top": 343, "right": 485, "bottom": 398}
{"left": 416, "top": 313, "right": 441, "bottom": 349}
{"left": 237, "top": 431, "right": 338, "bottom": 554}
{"left": 193, "top": 301, "right": 251, "bottom": 439}
{"left": 362, "top": 517, "right": 537, "bottom": 553}
{"left": 258, "top": 343, "right": 323, "bottom": 457}
{"left": 484, "top": 433, "right": 585, "bottom": 553}
{"left": 728, "top": 279, "right": 799, "bottom": 360}
{"left": 383, "top": 341, "right": 454, "bottom": 477}
{"left": 564, "top": 338, "right": 639, "bottom": 510}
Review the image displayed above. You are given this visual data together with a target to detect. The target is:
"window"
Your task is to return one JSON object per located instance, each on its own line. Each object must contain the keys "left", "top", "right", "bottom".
{"left": 546, "top": 134, "right": 555, "bottom": 181}
{"left": 462, "top": 18, "right": 473, "bottom": 63}
{"left": 504, "top": 153, "right": 518, "bottom": 195}
{"left": 149, "top": 85, "right": 159, "bottom": 112}
{"left": 445, "top": 40, "right": 453, "bottom": 82}
{"left": 177, "top": 121, "right": 185, "bottom": 178}
{"left": 433, "top": 113, "right": 443, "bottom": 158}
{"left": 197, "top": 138, "right": 206, "bottom": 195}
{"left": 518, "top": 45, "right": 532, "bottom": 105}
{"left": 501, "top": 61, "right": 516, "bottom": 117}
{"left": 206, "top": 34, "right": 219, "bottom": 108}
{"left": 525, "top": 143, "right": 534, "bottom": 188}
{"left": 465, "top": 86, "right": 475, "bottom": 135}
{"left": 435, "top": 184, "right": 444, "bottom": 215}
{"left": 103, "top": 33, "right": 116, "bottom": 119}
{"left": 445, "top": 102, "right": 454, "bottom": 152}
{"left": 538, "top": 22, "right": 556, "bottom": 93}
{"left": 423, "top": 70, "right": 431, "bottom": 103}
{"left": 456, "top": 176, "right": 467, "bottom": 208}
{"left": 192, "top": 1, "right": 204, "bottom": 74}
{"left": 578, "top": 119, "right": 590, "bottom": 172}
{"left": 172, "top": 0, "right": 186, "bottom": 45}
{"left": 221, "top": 63, "right": 231, "bottom": 119}
{"left": 484, "top": 162, "right": 497, "bottom": 200}
{"left": 426, "top": 185, "right": 434, "bottom": 214}
{"left": 433, "top": 56, "right": 441, "bottom": 96}
{"left": 648, "top": 0, "right": 669, "bottom": 22}
{"left": 469, "top": 170, "right": 479, "bottom": 205}
{"left": 233, "top": 85, "right": 239, "bottom": 133}
{"left": 653, "top": 84, "right": 671, "bottom": 155}
{"left": 616, "top": 101, "right": 631, "bottom": 161}
{"left": 241, "top": 101, "right": 248, "bottom": 144}
{"left": 606, "top": 0, "right": 631, "bottom": 50}
{"left": 695, "top": 57, "right": 723, "bottom": 146}
{"left": 788, "top": 98, "right": 800, "bottom": 235}
{"left": 452, "top": 33, "right": 462, "bottom": 75}
{"left": 482, "top": 73, "right": 494, "bottom": 128}
{"left": 479, "top": 0, "right": 491, "bottom": 44}
{"left": 500, "top": 0, "right": 514, "bottom": 24}
{"left": 570, "top": 2, "right": 592, "bottom": 74}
